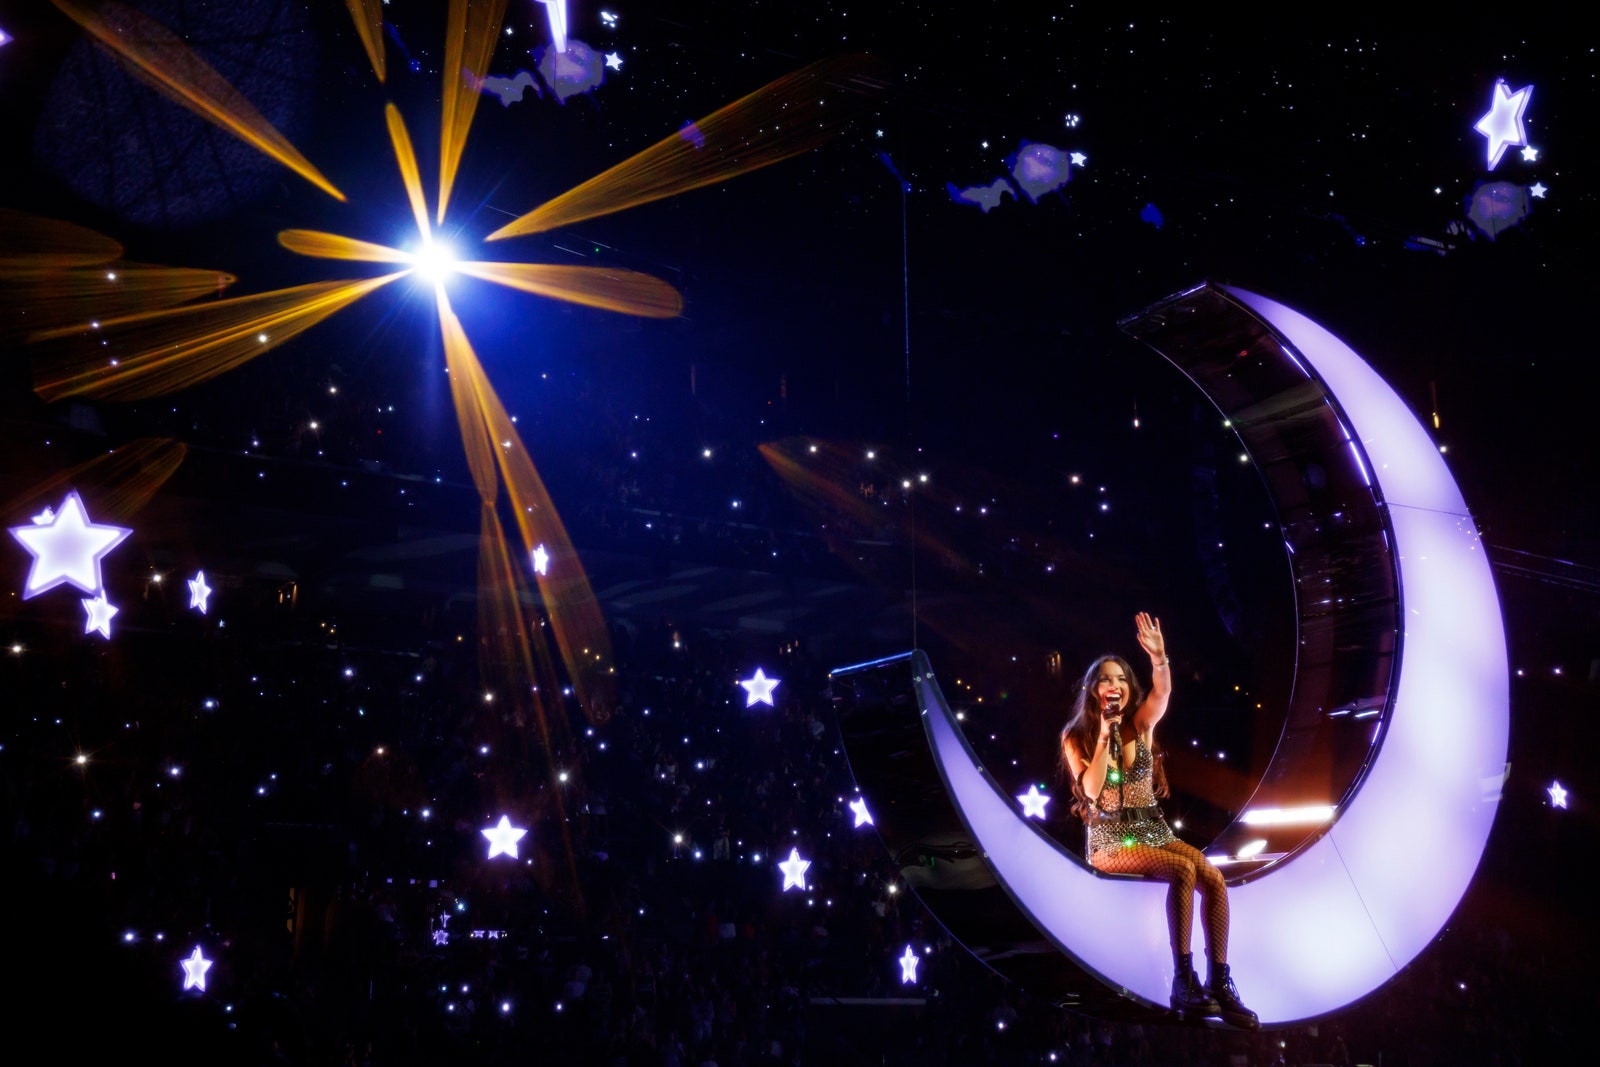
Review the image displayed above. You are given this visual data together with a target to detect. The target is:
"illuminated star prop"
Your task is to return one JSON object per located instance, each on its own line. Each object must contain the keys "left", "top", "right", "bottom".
{"left": 898, "top": 944, "right": 920, "bottom": 984}
{"left": 180, "top": 946, "right": 212, "bottom": 991}
{"left": 531, "top": 544, "right": 550, "bottom": 576}
{"left": 9, "top": 490, "right": 132, "bottom": 598}
{"left": 482, "top": 815, "right": 528, "bottom": 859}
{"left": 778, "top": 847, "right": 810, "bottom": 891}
{"left": 600, "top": 10, "right": 617, "bottom": 27}
{"left": 1069, "top": 151, "right": 1087, "bottom": 167}
{"left": 188, "top": 570, "right": 212, "bottom": 613}
{"left": 740, "top": 668, "right": 780, "bottom": 707}
{"left": 605, "top": 51, "right": 622, "bottom": 71}
{"left": 1521, "top": 145, "right": 1539, "bottom": 162}
{"left": 1017, "top": 784, "right": 1051, "bottom": 819}
{"left": 1549, "top": 781, "right": 1568, "bottom": 809}
{"left": 1530, "top": 182, "right": 1548, "bottom": 198}
{"left": 82, "top": 594, "right": 118, "bottom": 638}
{"left": 850, "top": 797, "right": 874, "bottom": 828}
{"left": 1474, "top": 79, "right": 1532, "bottom": 170}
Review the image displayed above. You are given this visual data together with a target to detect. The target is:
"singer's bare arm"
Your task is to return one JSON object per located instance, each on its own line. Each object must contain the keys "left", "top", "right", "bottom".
{"left": 1132, "top": 612, "right": 1172, "bottom": 736}
{"left": 1064, "top": 715, "right": 1119, "bottom": 801}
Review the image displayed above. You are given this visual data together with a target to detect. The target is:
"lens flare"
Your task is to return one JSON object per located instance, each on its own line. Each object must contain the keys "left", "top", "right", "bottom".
{"left": 343, "top": 0, "right": 386, "bottom": 83}
{"left": 453, "top": 261, "right": 682, "bottom": 318}
{"left": 439, "top": 0, "right": 508, "bottom": 224}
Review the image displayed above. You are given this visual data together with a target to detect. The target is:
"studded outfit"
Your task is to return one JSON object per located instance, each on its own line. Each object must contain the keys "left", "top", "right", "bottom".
{"left": 1085, "top": 735, "right": 1176, "bottom": 860}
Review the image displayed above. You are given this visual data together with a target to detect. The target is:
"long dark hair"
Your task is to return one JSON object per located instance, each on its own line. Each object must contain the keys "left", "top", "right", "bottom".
{"left": 1057, "top": 654, "right": 1168, "bottom": 819}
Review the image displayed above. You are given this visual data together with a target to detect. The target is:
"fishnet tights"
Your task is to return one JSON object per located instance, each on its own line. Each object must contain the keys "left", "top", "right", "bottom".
{"left": 1091, "top": 838, "right": 1229, "bottom": 963}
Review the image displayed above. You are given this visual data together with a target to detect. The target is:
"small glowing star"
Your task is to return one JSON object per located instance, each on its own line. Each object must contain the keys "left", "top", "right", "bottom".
{"left": 739, "top": 667, "right": 780, "bottom": 707}
{"left": 188, "top": 570, "right": 212, "bottom": 613}
{"left": 9, "top": 490, "right": 132, "bottom": 599}
{"left": 1549, "top": 781, "right": 1568, "bottom": 808}
{"left": 83, "top": 594, "right": 118, "bottom": 638}
{"left": 778, "top": 847, "right": 810, "bottom": 891}
{"left": 1530, "top": 182, "right": 1548, "bottom": 198}
{"left": 1474, "top": 79, "right": 1532, "bottom": 170}
{"left": 1521, "top": 145, "right": 1539, "bottom": 162}
{"left": 898, "top": 944, "right": 920, "bottom": 984}
{"left": 181, "top": 946, "right": 213, "bottom": 991}
{"left": 849, "top": 797, "right": 874, "bottom": 827}
{"left": 531, "top": 544, "right": 550, "bottom": 576}
{"left": 1017, "top": 784, "right": 1051, "bottom": 819}
{"left": 605, "top": 52, "right": 622, "bottom": 71}
{"left": 601, "top": 11, "right": 618, "bottom": 27}
{"left": 1070, "top": 151, "right": 1087, "bottom": 167}
{"left": 482, "top": 815, "right": 529, "bottom": 859}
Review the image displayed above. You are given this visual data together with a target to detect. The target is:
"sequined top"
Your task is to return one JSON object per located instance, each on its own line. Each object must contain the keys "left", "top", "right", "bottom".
{"left": 1085, "top": 734, "right": 1176, "bottom": 860}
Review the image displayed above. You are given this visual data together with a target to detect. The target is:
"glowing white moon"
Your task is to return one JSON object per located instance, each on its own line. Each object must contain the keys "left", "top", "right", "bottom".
{"left": 915, "top": 287, "right": 1508, "bottom": 1025}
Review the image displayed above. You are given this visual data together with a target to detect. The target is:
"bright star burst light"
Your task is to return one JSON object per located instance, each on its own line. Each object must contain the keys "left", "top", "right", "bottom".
{"left": 180, "top": 946, "right": 212, "bottom": 991}
{"left": 29, "top": 1, "right": 868, "bottom": 808}
{"left": 188, "top": 570, "right": 212, "bottom": 613}
{"left": 898, "top": 944, "right": 920, "bottom": 984}
{"left": 739, "top": 668, "right": 780, "bottom": 707}
{"left": 482, "top": 815, "right": 529, "bottom": 859}
{"left": 778, "top": 847, "right": 811, "bottom": 891}
{"left": 9, "top": 489, "right": 132, "bottom": 599}
{"left": 849, "top": 797, "right": 874, "bottom": 827}
{"left": 82, "top": 594, "right": 118, "bottom": 638}
{"left": 1549, "top": 781, "right": 1568, "bottom": 808}
{"left": 1474, "top": 79, "right": 1533, "bottom": 170}
{"left": 1016, "top": 784, "right": 1050, "bottom": 819}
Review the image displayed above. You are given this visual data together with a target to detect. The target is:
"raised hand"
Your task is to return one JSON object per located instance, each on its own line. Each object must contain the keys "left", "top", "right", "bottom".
{"left": 1135, "top": 612, "right": 1165, "bottom": 661}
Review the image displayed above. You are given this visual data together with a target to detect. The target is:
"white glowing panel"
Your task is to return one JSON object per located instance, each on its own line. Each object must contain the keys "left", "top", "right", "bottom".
{"left": 9, "top": 490, "right": 132, "bottom": 598}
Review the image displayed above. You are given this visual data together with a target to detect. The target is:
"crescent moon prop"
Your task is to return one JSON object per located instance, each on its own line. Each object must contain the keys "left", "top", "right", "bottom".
{"left": 831, "top": 283, "right": 1508, "bottom": 1026}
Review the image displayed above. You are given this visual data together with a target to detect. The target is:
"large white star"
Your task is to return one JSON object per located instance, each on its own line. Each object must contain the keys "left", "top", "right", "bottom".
{"left": 1549, "top": 781, "right": 1568, "bottom": 809}
{"left": 1474, "top": 80, "right": 1532, "bottom": 171}
{"left": 82, "top": 594, "right": 118, "bottom": 638}
{"left": 739, "top": 667, "right": 780, "bottom": 707}
{"left": 482, "top": 815, "right": 528, "bottom": 859}
{"left": 188, "top": 570, "right": 212, "bottom": 613}
{"left": 849, "top": 797, "right": 874, "bottom": 828}
{"left": 531, "top": 544, "right": 550, "bottom": 576}
{"left": 605, "top": 52, "right": 623, "bottom": 71}
{"left": 778, "top": 846, "right": 810, "bottom": 891}
{"left": 9, "top": 490, "right": 132, "bottom": 599}
{"left": 1016, "top": 784, "right": 1051, "bottom": 819}
{"left": 1530, "top": 182, "right": 1548, "bottom": 198}
{"left": 180, "top": 946, "right": 212, "bottom": 991}
{"left": 898, "top": 944, "right": 920, "bottom": 984}
{"left": 1069, "top": 151, "right": 1087, "bottom": 167}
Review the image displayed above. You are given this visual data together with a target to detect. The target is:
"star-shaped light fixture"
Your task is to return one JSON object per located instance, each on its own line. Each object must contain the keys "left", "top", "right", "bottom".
{"left": 898, "top": 944, "right": 920, "bottom": 984}
{"left": 740, "top": 668, "right": 780, "bottom": 707}
{"left": 9, "top": 490, "right": 132, "bottom": 599}
{"left": 1069, "top": 151, "right": 1087, "bottom": 167}
{"left": 778, "top": 846, "right": 810, "bottom": 891}
{"left": 1530, "top": 182, "right": 1548, "bottom": 198}
{"left": 482, "top": 815, "right": 529, "bottom": 859}
{"left": 531, "top": 544, "right": 550, "bottom": 576}
{"left": 849, "top": 797, "right": 874, "bottom": 828}
{"left": 1474, "top": 79, "right": 1533, "bottom": 170}
{"left": 180, "top": 946, "right": 212, "bottom": 991}
{"left": 1549, "top": 781, "right": 1568, "bottom": 809}
{"left": 1016, "top": 784, "right": 1051, "bottom": 819}
{"left": 82, "top": 594, "right": 118, "bottom": 638}
{"left": 605, "top": 52, "right": 622, "bottom": 71}
{"left": 188, "top": 570, "right": 212, "bottom": 613}
{"left": 1521, "top": 145, "right": 1539, "bottom": 162}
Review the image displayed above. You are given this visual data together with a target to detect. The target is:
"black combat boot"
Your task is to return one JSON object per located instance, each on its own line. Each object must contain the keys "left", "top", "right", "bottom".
{"left": 1207, "top": 960, "right": 1259, "bottom": 1030}
{"left": 1170, "top": 952, "right": 1220, "bottom": 1019}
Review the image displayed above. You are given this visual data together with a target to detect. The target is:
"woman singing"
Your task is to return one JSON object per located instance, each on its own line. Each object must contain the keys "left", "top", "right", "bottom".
{"left": 1059, "top": 613, "right": 1257, "bottom": 1029}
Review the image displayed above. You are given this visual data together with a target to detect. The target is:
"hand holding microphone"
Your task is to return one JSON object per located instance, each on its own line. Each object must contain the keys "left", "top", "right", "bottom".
{"left": 1105, "top": 693, "right": 1123, "bottom": 754}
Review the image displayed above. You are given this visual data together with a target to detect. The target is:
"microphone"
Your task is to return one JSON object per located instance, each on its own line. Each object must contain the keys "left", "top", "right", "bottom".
{"left": 1106, "top": 694, "right": 1123, "bottom": 755}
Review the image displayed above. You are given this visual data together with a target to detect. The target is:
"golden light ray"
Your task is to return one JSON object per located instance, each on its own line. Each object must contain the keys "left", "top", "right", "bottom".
{"left": 453, "top": 261, "right": 684, "bottom": 318}
{"left": 278, "top": 229, "right": 413, "bottom": 265}
{"left": 51, "top": 0, "right": 345, "bottom": 202}
{"left": 3, "top": 438, "right": 187, "bottom": 525}
{"left": 436, "top": 288, "right": 613, "bottom": 712}
{"left": 1, "top": 263, "right": 235, "bottom": 340}
{"left": 0, "top": 208, "right": 123, "bottom": 269}
{"left": 385, "top": 104, "right": 432, "bottom": 243}
{"left": 488, "top": 55, "right": 873, "bottom": 241}
{"left": 343, "top": 0, "right": 386, "bottom": 84}
{"left": 438, "top": 0, "right": 508, "bottom": 224}
{"left": 33, "top": 274, "right": 405, "bottom": 402}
